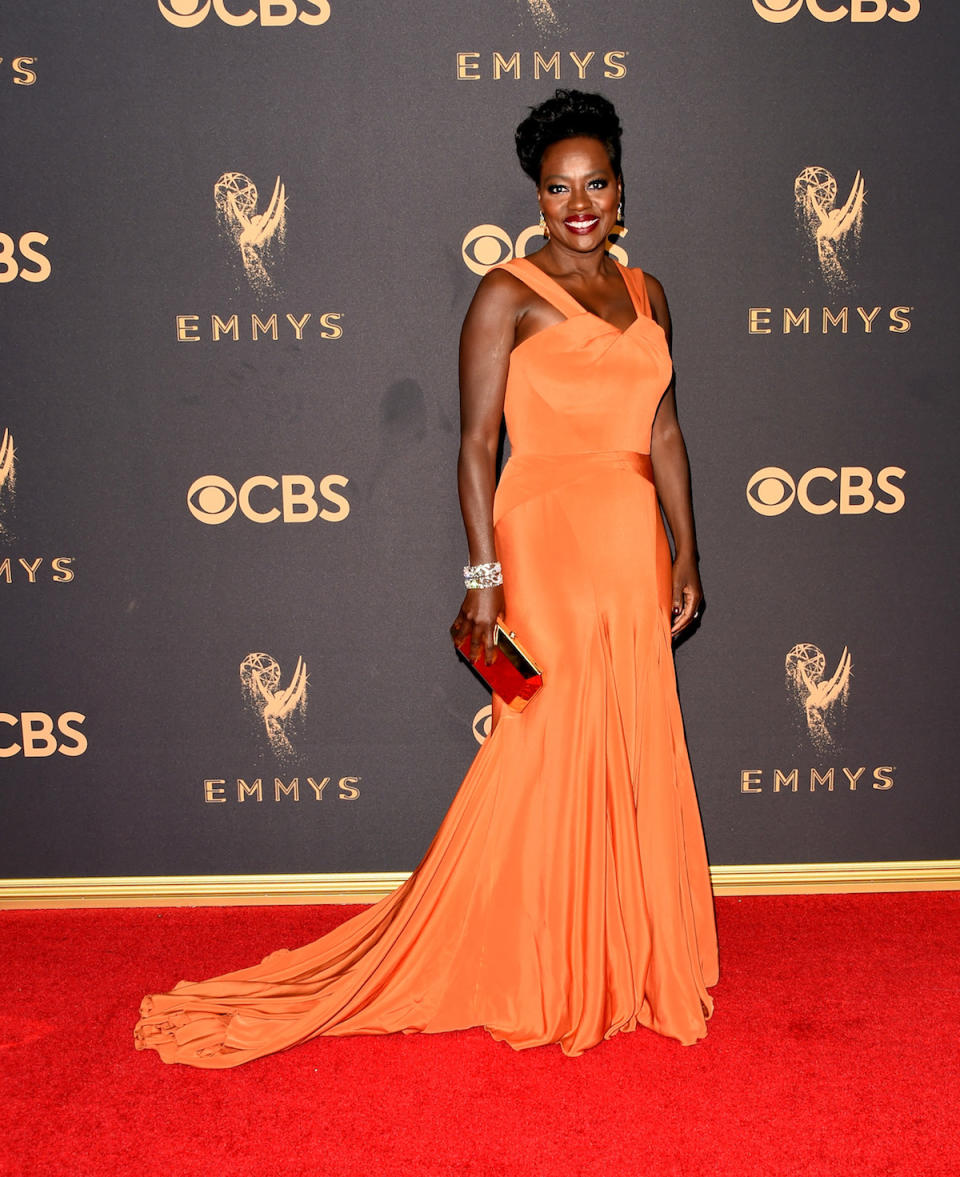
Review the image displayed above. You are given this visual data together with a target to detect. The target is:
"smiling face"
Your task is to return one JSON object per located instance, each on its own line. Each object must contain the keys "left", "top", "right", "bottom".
{"left": 537, "top": 136, "right": 622, "bottom": 257}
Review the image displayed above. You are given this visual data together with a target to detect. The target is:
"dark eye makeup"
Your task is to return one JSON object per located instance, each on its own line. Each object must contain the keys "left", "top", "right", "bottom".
{"left": 544, "top": 176, "right": 610, "bottom": 195}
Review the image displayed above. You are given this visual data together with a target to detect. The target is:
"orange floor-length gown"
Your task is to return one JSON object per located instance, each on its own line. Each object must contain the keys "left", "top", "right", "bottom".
{"left": 135, "top": 256, "right": 719, "bottom": 1067}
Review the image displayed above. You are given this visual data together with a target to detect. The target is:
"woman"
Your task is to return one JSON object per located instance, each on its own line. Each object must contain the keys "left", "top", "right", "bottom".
{"left": 135, "top": 90, "right": 718, "bottom": 1068}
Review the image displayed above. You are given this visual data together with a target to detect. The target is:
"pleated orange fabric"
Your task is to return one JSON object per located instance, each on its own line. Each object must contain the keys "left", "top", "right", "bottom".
{"left": 134, "top": 256, "right": 719, "bottom": 1067}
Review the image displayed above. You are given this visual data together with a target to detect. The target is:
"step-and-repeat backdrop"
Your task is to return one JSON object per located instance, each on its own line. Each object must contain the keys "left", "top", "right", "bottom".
{"left": 2, "top": 0, "right": 956, "bottom": 881}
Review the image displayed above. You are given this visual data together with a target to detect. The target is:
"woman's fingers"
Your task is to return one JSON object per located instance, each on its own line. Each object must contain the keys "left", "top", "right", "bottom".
{"left": 470, "top": 624, "right": 484, "bottom": 663}
{"left": 451, "top": 616, "right": 499, "bottom": 665}
{"left": 670, "top": 585, "right": 702, "bottom": 636}
{"left": 454, "top": 586, "right": 506, "bottom": 663}
{"left": 470, "top": 622, "right": 499, "bottom": 664}
{"left": 483, "top": 623, "right": 499, "bottom": 665}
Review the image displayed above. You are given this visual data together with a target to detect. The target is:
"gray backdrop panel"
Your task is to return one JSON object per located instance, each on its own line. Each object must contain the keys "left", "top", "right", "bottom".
{"left": 1, "top": 0, "right": 956, "bottom": 877}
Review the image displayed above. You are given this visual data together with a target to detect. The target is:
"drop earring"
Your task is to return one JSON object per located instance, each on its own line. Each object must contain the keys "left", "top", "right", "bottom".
{"left": 538, "top": 207, "right": 549, "bottom": 237}
{"left": 617, "top": 200, "right": 624, "bottom": 225}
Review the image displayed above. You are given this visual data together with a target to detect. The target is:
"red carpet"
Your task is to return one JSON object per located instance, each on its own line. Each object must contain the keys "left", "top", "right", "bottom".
{"left": 2, "top": 893, "right": 958, "bottom": 1177}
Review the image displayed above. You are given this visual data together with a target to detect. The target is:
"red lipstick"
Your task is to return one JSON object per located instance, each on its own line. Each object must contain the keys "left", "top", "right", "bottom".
{"left": 563, "top": 215, "right": 601, "bottom": 235}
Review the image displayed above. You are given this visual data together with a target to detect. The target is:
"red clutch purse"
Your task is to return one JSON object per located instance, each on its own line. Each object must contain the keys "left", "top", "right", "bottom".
{"left": 452, "top": 622, "right": 544, "bottom": 712}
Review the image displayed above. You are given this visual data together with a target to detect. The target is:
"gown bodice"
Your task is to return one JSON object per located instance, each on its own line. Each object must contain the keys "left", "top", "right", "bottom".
{"left": 496, "top": 256, "right": 674, "bottom": 457}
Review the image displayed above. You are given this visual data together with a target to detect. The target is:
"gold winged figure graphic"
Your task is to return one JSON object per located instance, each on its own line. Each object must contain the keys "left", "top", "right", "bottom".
{"left": 0, "top": 429, "right": 14, "bottom": 491}
{"left": 794, "top": 167, "right": 865, "bottom": 290}
{"left": 239, "top": 653, "right": 307, "bottom": 756}
{"left": 0, "top": 428, "right": 15, "bottom": 536}
{"left": 214, "top": 172, "right": 287, "bottom": 293}
{"left": 785, "top": 643, "right": 852, "bottom": 752}
{"left": 523, "top": 0, "right": 563, "bottom": 34}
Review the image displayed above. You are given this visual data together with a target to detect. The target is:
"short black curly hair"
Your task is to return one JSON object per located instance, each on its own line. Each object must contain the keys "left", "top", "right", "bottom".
{"left": 515, "top": 89, "right": 623, "bottom": 184}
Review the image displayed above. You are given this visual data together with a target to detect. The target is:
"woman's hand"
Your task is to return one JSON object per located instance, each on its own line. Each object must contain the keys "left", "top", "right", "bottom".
{"left": 670, "top": 552, "right": 703, "bottom": 637}
{"left": 451, "top": 585, "right": 506, "bottom": 664}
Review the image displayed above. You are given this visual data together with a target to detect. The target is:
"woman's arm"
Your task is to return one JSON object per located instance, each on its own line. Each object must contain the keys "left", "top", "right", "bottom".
{"left": 451, "top": 270, "right": 518, "bottom": 661}
{"left": 645, "top": 275, "right": 703, "bottom": 637}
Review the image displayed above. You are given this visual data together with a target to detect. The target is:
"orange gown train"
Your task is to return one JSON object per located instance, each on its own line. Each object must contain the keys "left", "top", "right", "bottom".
{"left": 135, "top": 257, "right": 719, "bottom": 1067}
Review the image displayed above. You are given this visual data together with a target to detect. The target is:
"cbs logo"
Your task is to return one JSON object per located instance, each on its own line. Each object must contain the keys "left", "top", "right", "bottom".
{"left": 753, "top": 0, "right": 919, "bottom": 21}
{"left": 0, "top": 233, "right": 51, "bottom": 283}
{"left": 187, "top": 474, "right": 350, "bottom": 524}
{"left": 472, "top": 704, "right": 492, "bottom": 745}
{"left": 158, "top": 0, "right": 331, "bottom": 27}
{"left": 746, "top": 466, "right": 906, "bottom": 516}
{"left": 0, "top": 712, "right": 87, "bottom": 758}
{"left": 462, "top": 223, "right": 629, "bottom": 276}
{"left": 3, "top": 57, "right": 38, "bottom": 86}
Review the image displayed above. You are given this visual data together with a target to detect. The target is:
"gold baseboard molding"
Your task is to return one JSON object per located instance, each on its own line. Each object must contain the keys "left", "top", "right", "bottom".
{"left": 0, "top": 861, "right": 957, "bottom": 909}
{"left": 709, "top": 860, "right": 960, "bottom": 895}
{"left": 0, "top": 872, "right": 411, "bottom": 909}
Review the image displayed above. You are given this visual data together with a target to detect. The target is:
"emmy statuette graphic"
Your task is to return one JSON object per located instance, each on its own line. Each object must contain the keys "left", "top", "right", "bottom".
{"left": 795, "top": 166, "right": 865, "bottom": 291}
{"left": 240, "top": 652, "right": 308, "bottom": 757}
{"left": 214, "top": 172, "right": 287, "bottom": 294}
{"left": 785, "top": 643, "right": 853, "bottom": 752}
{"left": 0, "top": 428, "right": 15, "bottom": 536}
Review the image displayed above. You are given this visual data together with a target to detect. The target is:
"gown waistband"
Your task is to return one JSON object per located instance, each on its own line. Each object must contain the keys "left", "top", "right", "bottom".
{"left": 506, "top": 451, "right": 653, "bottom": 480}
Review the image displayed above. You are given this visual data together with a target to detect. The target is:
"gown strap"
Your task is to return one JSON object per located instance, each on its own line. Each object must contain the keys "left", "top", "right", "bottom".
{"left": 615, "top": 261, "right": 654, "bottom": 320}
{"left": 500, "top": 256, "right": 656, "bottom": 327}
{"left": 496, "top": 256, "right": 587, "bottom": 319}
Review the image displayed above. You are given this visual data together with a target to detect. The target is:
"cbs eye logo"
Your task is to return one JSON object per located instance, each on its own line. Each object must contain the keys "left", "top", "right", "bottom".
{"left": 753, "top": 0, "right": 919, "bottom": 21}
{"left": 472, "top": 704, "right": 492, "bottom": 745}
{"left": 158, "top": 0, "right": 331, "bottom": 27}
{"left": 461, "top": 223, "right": 629, "bottom": 276}
{"left": 746, "top": 466, "right": 906, "bottom": 516}
{"left": 187, "top": 474, "right": 350, "bottom": 524}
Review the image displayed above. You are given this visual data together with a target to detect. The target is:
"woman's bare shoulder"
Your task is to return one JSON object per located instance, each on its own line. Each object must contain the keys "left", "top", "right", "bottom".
{"left": 475, "top": 264, "right": 532, "bottom": 302}
{"left": 465, "top": 264, "right": 534, "bottom": 325}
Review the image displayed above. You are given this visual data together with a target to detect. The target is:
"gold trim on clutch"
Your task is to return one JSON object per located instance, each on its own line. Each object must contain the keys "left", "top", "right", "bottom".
{"left": 0, "top": 861, "right": 957, "bottom": 908}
